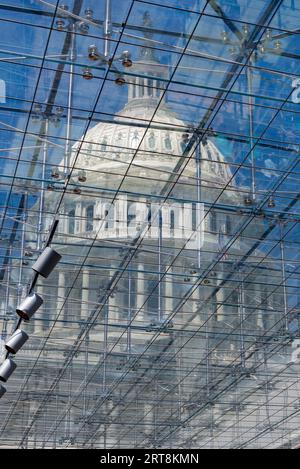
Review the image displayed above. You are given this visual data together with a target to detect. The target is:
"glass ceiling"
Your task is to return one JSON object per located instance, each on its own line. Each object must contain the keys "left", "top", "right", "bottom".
{"left": 0, "top": 0, "right": 300, "bottom": 449}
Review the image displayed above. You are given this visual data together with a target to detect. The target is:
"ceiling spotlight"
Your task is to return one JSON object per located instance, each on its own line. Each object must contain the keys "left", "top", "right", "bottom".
{"left": 82, "top": 68, "right": 94, "bottom": 80}
{"left": 115, "top": 75, "right": 126, "bottom": 86}
{"left": 16, "top": 292, "right": 43, "bottom": 320}
{"left": 122, "top": 51, "right": 133, "bottom": 68}
{"left": 33, "top": 103, "right": 42, "bottom": 114}
{"left": 258, "top": 43, "right": 265, "bottom": 54}
{"left": 221, "top": 31, "right": 228, "bottom": 43}
{"left": 268, "top": 197, "right": 276, "bottom": 208}
{"left": 244, "top": 196, "right": 254, "bottom": 206}
{"left": 229, "top": 46, "right": 237, "bottom": 56}
{"left": 88, "top": 45, "right": 100, "bottom": 61}
{"left": 79, "top": 22, "right": 89, "bottom": 34}
{"left": 0, "top": 385, "right": 6, "bottom": 399}
{"left": 274, "top": 40, "right": 281, "bottom": 51}
{"left": 85, "top": 8, "right": 93, "bottom": 20}
{"left": 32, "top": 247, "right": 62, "bottom": 278}
{"left": 51, "top": 167, "right": 60, "bottom": 179}
{"left": 56, "top": 19, "right": 66, "bottom": 31}
{"left": 78, "top": 170, "right": 87, "bottom": 182}
{"left": 265, "top": 29, "right": 272, "bottom": 41}
{"left": 55, "top": 106, "right": 64, "bottom": 117}
{"left": 242, "top": 24, "right": 249, "bottom": 37}
{"left": 0, "top": 359, "right": 17, "bottom": 383}
{"left": 5, "top": 330, "right": 29, "bottom": 355}
{"left": 73, "top": 187, "right": 82, "bottom": 194}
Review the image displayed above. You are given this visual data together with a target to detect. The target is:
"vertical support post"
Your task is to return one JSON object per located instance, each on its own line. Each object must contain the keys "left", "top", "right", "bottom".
{"left": 195, "top": 140, "right": 202, "bottom": 270}
{"left": 104, "top": 0, "right": 112, "bottom": 58}
{"left": 81, "top": 269, "right": 89, "bottom": 322}
{"left": 64, "top": 22, "right": 76, "bottom": 175}
{"left": 57, "top": 270, "right": 66, "bottom": 325}
{"left": 165, "top": 266, "right": 173, "bottom": 325}
{"left": 34, "top": 280, "right": 44, "bottom": 334}
{"left": 247, "top": 59, "right": 256, "bottom": 202}
{"left": 239, "top": 271, "right": 246, "bottom": 369}
{"left": 280, "top": 222, "right": 288, "bottom": 331}
{"left": 158, "top": 209, "right": 163, "bottom": 323}
{"left": 18, "top": 192, "right": 28, "bottom": 304}
{"left": 109, "top": 269, "right": 117, "bottom": 322}
{"left": 136, "top": 263, "right": 145, "bottom": 322}
{"left": 127, "top": 269, "right": 132, "bottom": 355}
{"left": 37, "top": 119, "right": 48, "bottom": 250}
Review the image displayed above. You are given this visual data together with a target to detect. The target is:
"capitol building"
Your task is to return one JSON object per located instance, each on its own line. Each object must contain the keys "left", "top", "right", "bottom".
{"left": 4, "top": 42, "right": 289, "bottom": 450}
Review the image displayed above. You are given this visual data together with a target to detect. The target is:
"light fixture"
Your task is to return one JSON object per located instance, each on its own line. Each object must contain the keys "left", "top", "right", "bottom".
{"left": 79, "top": 22, "right": 89, "bottom": 34}
{"left": 268, "top": 197, "right": 276, "bottom": 208}
{"left": 85, "top": 8, "right": 93, "bottom": 20}
{"left": 274, "top": 40, "right": 281, "bottom": 51}
{"left": 33, "top": 103, "right": 42, "bottom": 114}
{"left": 115, "top": 75, "right": 126, "bottom": 86}
{"left": 55, "top": 106, "right": 64, "bottom": 117}
{"left": 88, "top": 45, "right": 100, "bottom": 61}
{"left": 258, "top": 43, "right": 265, "bottom": 54}
{"left": 242, "top": 24, "right": 249, "bottom": 37}
{"left": 265, "top": 29, "right": 272, "bottom": 41}
{"left": 0, "top": 358, "right": 17, "bottom": 383}
{"left": 78, "top": 170, "right": 87, "bottom": 182}
{"left": 16, "top": 292, "right": 43, "bottom": 320}
{"left": 244, "top": 196, "right": 254, "bottom": 206}
{"left": 51, "top": 167, "right": 60, "bottom": 179}
{"left": 221, "top": 31, "right": 228, "bottom": 43}
{"left": 32, "top": 247, "right": 62, "bottom": 278}
{"left": 56, "top": 19, "right": 66, "bottom": 31}
{"left": 121, "top": 51, "right": 133, "bottom": 68}
{"left": 73, "top": 187, "right": 82, "bottom": 194}
{"left": 5, "top": 330, "right": 29, "bottom": 355}
{"left": 0, "top": 385, "right": 6, "bottom": 399}
{"left": 82, "top": 68, "right": 94, "bottom": 80}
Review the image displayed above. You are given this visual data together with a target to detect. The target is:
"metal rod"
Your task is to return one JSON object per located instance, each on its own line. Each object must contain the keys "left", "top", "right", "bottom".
{"left": 196, "top": 141, "right": 202, "bottom": 270}
{"left": 64, "top": 22, "right": 76, "bottom": 175}
{"left": 104, "top": 0, "right": 112, "bottom": 58}
{"left": 127, "top": 269, "right": 132, "bottom": 355}
{"left": 280, "top": 222, "right": 288, "bottom": 331}
{"left": 37, "top": 119, "right": 48, "bottom": 250}
{"left": 158, "top": 209, "right": 163, "bottom": 323}
{"left": 18, "top": 191, "right": 27, "bottom": 302}
{"left": 247, "top": 60, "right": 256, "bottom": 202}
{"left": 239, "top": 271, "right": 246, "bottom": 368}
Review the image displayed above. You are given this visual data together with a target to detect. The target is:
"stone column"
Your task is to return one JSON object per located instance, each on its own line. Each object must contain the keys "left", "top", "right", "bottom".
{"left": 165, "top": 267, "right": 173, "bottom": 318}
{"left": 136, "top": 263, "right": 145, "bottom": 323}
{"left": 216, "top": 286, "right": 225, "bottom": 323}
{"left": 57, "top": 270, "right": 66, "bottom": 325}
{"left": 192, "top": 283, "right": 201, "bottom": 326}
{"left": 81, "top": 269, "right": 89, "bottom": 322}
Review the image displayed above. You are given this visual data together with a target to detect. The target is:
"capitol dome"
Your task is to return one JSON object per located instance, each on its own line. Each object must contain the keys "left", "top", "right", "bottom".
{"left": 68, "top": 50, "right": 234, "bottom": 191}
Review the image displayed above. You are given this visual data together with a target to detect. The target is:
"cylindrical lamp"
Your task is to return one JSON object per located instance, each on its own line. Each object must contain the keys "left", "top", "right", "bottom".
{"left": 5, "top": 329, "right": 29, "bottom": 354}
{"left": 0, "top": 359, "right": 17, "bottom": 382}
{"left": 32, "top": 247, "right": 61, "bottom": 278}
{"left": 0, "top": 385, "right": 6, "bottom": 398}
{"left": 16, "top": 293, "right": 43, "bottom": 320}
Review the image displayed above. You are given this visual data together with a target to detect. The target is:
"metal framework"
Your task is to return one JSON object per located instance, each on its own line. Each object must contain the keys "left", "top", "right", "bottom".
{"left": 0, "top": 0, "right": 300, "bottom": 449}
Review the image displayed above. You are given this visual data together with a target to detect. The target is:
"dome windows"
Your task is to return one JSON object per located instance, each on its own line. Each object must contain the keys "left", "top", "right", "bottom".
{"left": 68, "top": 209, "right": 75, "bottom": 234}
{"left": 148, "top": 132, "right": 156, "bottom": 150}
{"left": 164, "top": 134, "right": 172, "bottom": 152}
{"left": 100, "top": 137, "right": 108, "bottom": 152}
{"left": 86, "top": 204, "right": 94, "bottom": 232}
